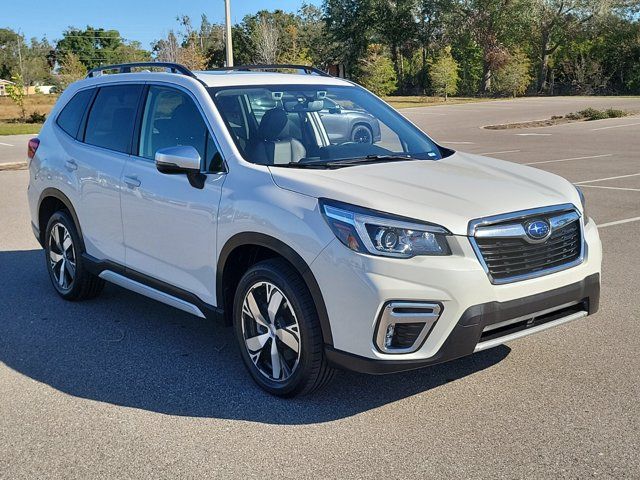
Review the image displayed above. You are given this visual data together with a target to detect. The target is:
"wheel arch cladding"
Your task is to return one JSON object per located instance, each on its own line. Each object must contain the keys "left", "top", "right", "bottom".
{"left": 38, "top": 188, "right": 84, "bottom": 248}
{"left": 217, "top": 232, "right": 334, "bottom": 346}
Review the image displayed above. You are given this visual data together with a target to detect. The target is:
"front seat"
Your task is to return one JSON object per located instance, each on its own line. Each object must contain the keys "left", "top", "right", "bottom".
{"left": 247, "top": 108, "right": 306, "bottom": 165}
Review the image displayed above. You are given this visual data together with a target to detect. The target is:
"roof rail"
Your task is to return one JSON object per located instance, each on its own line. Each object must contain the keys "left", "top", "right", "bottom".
{"left": 86, "top": 62, "right": 198, "bottom": 79}
{"left": 210, "top": 64, "right": 331, "bottom": 77}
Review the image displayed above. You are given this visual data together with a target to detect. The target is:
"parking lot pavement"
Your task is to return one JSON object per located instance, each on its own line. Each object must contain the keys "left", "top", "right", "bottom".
{"left": 1, "top": 97, "right": 639, "bottom": 479}
{"left": 0, "top": 134, "right": 31, "bottom": 166}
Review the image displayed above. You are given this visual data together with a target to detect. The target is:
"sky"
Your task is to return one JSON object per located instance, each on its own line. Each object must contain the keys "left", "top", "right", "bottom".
{"left": 2, "top": 0, "right": 320, "bottom": 49}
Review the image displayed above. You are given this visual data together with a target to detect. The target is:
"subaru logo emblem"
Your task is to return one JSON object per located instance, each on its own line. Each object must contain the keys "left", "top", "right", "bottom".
{"left": 525, "top": 220, "right": 551, "bottom": 240}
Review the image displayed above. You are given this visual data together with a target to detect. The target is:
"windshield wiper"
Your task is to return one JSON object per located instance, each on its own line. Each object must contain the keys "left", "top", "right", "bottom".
{"left": 286, "top": 154, "right": 416, "bottom": 169}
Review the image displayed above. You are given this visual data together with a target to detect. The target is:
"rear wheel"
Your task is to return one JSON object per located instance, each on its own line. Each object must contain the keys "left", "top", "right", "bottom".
{"left": 233, "top": 259, "right": 334, "bottom": 397}
{"left": 44, "top": 210, "right": 104, "bottom": 300}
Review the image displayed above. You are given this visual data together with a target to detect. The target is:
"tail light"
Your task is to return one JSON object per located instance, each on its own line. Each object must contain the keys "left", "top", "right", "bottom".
{"left": 27, "top": 137, "right": 40, "bottom": 161}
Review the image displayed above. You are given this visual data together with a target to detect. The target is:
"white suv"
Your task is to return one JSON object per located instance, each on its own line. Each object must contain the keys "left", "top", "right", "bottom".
{"left": 27, "top": 63, "right": 602, "bottom": 396}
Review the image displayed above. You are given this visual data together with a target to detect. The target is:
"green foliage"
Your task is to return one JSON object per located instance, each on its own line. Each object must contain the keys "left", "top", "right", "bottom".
{"left": 566, "top": 108, "right": 629, "bottom": 120}
{"left": 6, "top": 75, "right": 26, "bottom": 121}
{"left": 55, "top": 52, "right": 86, "bottom": 92}
{"left": 491, "top": 50, "right": 532, "bottom": 97}
{"left": 56, "top": 27, "right": 149, "bottom": 69}
{"left": 27, "top": 111, "right": 46, "bottom": 124}
{"left": 354, "top": 44, "right": 398, "bottom": 96}
{"left": 428, "top": 47, "right": 459, "bottom": 99}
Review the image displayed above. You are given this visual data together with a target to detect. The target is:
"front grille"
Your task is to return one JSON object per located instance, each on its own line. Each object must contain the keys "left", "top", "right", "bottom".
{"left": 474, "top": 212, "right": 582, "bottom": 282}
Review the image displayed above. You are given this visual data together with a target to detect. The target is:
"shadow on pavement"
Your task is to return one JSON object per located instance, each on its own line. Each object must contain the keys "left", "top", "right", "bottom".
{"left": 0, "top": 249, "right": 510, "bottom": 424}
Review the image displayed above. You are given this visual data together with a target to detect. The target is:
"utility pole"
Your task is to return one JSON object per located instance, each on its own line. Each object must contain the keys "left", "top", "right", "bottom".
{"left": 224, "top": 0, "right": 234, "bottom": 67}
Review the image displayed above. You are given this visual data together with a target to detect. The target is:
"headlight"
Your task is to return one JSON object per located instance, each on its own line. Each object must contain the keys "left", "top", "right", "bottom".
{"left": 319, "top": 199, "right": 451, "bottom": 258}
{"left": 575, "top": 186, "right": 590, "bottom": 224}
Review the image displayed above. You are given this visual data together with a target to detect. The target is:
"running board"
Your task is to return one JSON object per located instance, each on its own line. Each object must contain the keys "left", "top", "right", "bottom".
{"left": 99, "top": 270, "right": 206, "bottom": 318}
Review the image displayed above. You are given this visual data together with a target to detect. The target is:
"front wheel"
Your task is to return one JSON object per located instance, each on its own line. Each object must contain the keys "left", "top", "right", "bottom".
{"left": 351, "top": 124, "right": 373, "bottom": 144}
{"left": 233, "top": 259, "right": 335, "bottom": 397}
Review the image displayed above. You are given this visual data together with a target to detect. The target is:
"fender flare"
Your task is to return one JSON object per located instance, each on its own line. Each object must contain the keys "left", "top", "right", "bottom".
{"left": 217, "top": 232, "right": 334, "bottom": 346}
{"left": 37, "top": 188, "right": 84, "bottom": 248}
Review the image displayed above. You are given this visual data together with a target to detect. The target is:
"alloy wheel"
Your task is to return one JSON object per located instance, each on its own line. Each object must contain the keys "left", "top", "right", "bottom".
{"left": 352, "top": 125, "right": 373, "bottom": 144}
{"left": 241, "top": 281, "right": 301, "bottom": 382}
{"left": 48, "top": 223, "right": 76, "bottom": 292}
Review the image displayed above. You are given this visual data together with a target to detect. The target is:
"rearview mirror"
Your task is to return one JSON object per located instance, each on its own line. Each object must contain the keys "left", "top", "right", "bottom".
{"left": 155, "top": 146, "right": 206, "bottom": 189}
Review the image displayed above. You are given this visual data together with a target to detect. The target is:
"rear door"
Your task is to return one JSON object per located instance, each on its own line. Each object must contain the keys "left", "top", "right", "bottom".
{"left": 69, "top": 83, "right": 143, "bottom": 264}
{"left": 120, "top": 84, "right": 225, "bottom": 305}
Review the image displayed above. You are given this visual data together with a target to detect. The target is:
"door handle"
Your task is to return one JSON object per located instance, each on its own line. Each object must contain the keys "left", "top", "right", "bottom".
{"left": 65, "top": 159, "right": 78, "bottom": 171}
{"left": 124, "top": 175, "right": 141, "bottom": 188}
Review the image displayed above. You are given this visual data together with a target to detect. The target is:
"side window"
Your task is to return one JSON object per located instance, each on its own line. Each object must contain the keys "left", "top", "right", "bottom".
{"left": 84, "top": 84, "right": 142, "bottom": 153}
{"left": 56, "top": 89, "right": 94, "bottom": 138}
{"left": 139, "top": 86, "right": 207, "bottom": 162}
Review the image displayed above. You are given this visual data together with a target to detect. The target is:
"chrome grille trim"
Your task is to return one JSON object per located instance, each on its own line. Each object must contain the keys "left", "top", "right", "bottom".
{"left": 468, "top": 203, "right": 586, "bottom": 284}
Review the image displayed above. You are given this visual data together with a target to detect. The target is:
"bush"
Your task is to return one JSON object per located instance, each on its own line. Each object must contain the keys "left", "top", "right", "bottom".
{"left": 566, "top": 107, "right": 629, "bottom": 121}
{"left": 27, "top": 112, "right": 46, "bottom": 124}
{"left": 605, "top": 108, "right": 626, "bottom": 118}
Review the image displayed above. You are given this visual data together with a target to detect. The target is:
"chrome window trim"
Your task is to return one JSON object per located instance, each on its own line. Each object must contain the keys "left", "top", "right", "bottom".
{"left": 468, "top": 203, "right": 586, "bottom": 285}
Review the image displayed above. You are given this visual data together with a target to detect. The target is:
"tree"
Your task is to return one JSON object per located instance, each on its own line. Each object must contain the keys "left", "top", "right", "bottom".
{"left": 253, "top": 17, "right": 280, "bottom": 63}
{"left": 324, "top": 0, "right": 376, "bottom": 75}
{"left": 6, "top": 74, "right": 26, "bottom": 121}
{"left": 429, "top": 46, "right": 459, "bottom": 99}
{"left": 0, "top": 28, "right": 21, "bottom": 79}
{"left": 372, "top": 0, "right": 418, "bottom": 82}
{"left": 153, "top": 31, "right": 180, "bottom": 63}
{"left": 56, "top": 26, "right": 150, "bottom": 69}
{"left": 55, "top": 52, "right": 86, "bottom": 91}
{"left": 355, "top": 44, "right": 397, "bottom": 96}
{"left": 491, "top": 49, "right": 532, "bottom": 96}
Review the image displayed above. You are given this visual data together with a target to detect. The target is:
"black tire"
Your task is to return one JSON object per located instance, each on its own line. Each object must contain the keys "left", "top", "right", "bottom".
{"left": 351, "top": 124, "right": 373, "bottom": 144}
{"left": 44, "top": 210, "right": 105, "bottom": 301}
{"left": 233, "top": 258, "right": 335, "bottom": 397}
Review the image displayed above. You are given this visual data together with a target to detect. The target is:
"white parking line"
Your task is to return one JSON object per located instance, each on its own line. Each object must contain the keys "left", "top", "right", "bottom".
{"left": 403, "top": 111, "right": 448, "bottom": 116}
{"left": 524, "top": 153, "right": 613, "bottom": 165}
{"left": 440, "top": 141, "right": 475, "bottom": 144}
{"left": 478, "top": 149, "right": 521, "bottom": 155}
{"left": 598, "top": 216, "right": 640, "bottom": 228}
{"left": 0, "top": 142, "right": 15, "bottom": 147}
{"left": 578, "top": 185, "right": 640, "bottom": 192}
{"left": 575, "top": 173, "right": 640, "bottom": 184}
{"left": 591, "top": 122, "right": 640, "bottom": 132}
{"left": 515, "top": 133, "right": 552, "bottom": 136}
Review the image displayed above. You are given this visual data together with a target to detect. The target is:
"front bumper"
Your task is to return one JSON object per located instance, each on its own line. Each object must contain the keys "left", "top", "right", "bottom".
{"left": 325, "top": 273, "right": 599, "bottom": 374}
{"left": 311, "top": 219, "right": 602, "bottom": 370}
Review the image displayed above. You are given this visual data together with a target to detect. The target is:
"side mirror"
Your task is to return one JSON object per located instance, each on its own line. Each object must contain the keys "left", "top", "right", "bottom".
{"left": 328, "top": 105, "right": 342, "bottom": 114}
{"left": 155, "top": 145, "right": 201, "bottom": 173}
{"left": 155, "top": 146, "right": 206, "bottom": 189}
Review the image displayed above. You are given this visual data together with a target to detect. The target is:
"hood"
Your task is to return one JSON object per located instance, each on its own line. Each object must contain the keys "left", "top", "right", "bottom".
{"left": 268, "top": 152, "right": 581, "bottom": 235}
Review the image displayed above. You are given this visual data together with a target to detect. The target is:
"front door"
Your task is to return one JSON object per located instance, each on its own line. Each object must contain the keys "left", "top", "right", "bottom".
{"left": 120, "top": 85, "right": 225, "bottom": 305}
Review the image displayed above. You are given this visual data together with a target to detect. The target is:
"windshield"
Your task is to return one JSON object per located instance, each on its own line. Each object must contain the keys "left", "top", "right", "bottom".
{"left": 208, "top": 84, "right": 446, "bottom": 167}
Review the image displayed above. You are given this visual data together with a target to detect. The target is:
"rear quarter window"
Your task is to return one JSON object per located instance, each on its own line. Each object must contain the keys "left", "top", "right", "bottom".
{"left": 56, "top": 89, "right": 94, "bottom": 138}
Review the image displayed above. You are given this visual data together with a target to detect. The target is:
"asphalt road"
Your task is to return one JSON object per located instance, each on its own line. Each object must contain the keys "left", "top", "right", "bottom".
{"left": 0, "top": 134, "right": 31, "bottom": 166}
{"left": 1, "top": 96, "right": 639, "bottom": 479}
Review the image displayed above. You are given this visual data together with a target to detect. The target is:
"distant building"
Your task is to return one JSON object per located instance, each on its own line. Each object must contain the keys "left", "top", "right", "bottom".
{"left": 0, "top": 80, "right": 55, "bottom": 96}
{"left": 0, "top": 79, "right": 14, "bottom": 96}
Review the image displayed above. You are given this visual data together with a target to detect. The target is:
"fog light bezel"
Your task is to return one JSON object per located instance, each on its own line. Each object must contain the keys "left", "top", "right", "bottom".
{"left": 374, "top": 301, "right": 443, "bottom": 354}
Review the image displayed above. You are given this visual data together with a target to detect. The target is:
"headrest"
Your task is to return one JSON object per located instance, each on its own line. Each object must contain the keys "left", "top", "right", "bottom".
{"left": 258, "top": 108, "right": 288, "bottom": 141}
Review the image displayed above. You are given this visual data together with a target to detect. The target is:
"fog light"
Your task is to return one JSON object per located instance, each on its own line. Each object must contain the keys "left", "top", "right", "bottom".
{"left": 384, "top": 324, "right": 395, "bottom": 348}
